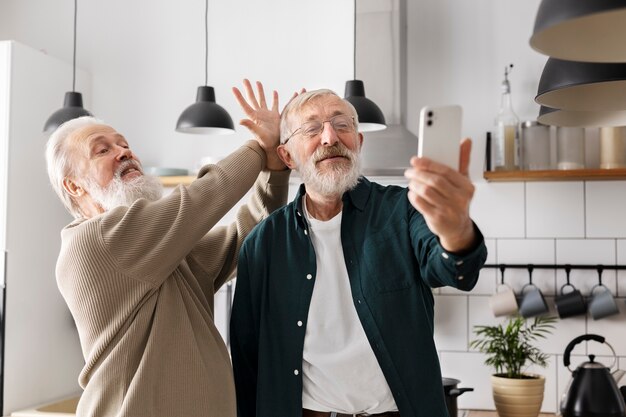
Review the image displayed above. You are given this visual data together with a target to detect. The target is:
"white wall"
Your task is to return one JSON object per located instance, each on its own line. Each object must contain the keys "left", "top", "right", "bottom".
{"left": 1, "top": 41, "right": 87, "bottom": 413}
{"left": 0, "top": 0, "right": 353, "bottom": 172}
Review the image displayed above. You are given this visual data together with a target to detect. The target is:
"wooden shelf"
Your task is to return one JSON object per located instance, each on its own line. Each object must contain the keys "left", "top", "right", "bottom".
{"left": 158, "top": 176, "right": 195, "bottom": 187}
{"left": 484, "top": 168, "right": 626, "bottom": 182}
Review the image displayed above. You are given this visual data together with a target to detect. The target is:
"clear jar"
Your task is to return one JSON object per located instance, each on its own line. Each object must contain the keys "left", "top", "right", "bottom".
{"left": 521, "top": 121, "right": 550, "bottom": 170}
{"left": 556, "top": 127, "right": 585, "bottom": 170}
{"left": 600, "top": 127, "right": 626, "bottom": 169}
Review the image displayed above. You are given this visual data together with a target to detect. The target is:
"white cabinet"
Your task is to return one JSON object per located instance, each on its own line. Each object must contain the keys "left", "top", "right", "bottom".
{"left": 0, "top": 40, "right": 90, "bottom": 414}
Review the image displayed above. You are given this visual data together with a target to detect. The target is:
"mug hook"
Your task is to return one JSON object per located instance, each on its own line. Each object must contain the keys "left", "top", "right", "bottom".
{"left": 565, "top": 265, "right": 572, "bottom": 285}
{"left": 596, "top": 265, "right": 604, "bottom": 286}
{"left": 527, "top": 265, "right": 534, "bottom": 285}
{"left": 499, "top": 265, "right": 506, "bottom": 285}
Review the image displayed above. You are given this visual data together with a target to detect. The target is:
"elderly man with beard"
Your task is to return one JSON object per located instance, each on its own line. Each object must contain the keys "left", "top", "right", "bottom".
{"left": 45, "top": 80, "right": 291, "bottom": 417}
{"left": 230, "top": 89, "right": 487, "bottom": 417}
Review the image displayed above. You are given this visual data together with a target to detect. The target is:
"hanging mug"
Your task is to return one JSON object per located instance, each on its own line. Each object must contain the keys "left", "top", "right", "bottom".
{"left": 555, "top": 268, "right": 587, "bottom": 319}
{"left": 519, "top": 283, "right": 549, "bottom": 318}
{"left": 490, "top": 284, "right": 518, "bottom": 317}
{"left": 589, "top": 284, "right": 619, "bottom": 320}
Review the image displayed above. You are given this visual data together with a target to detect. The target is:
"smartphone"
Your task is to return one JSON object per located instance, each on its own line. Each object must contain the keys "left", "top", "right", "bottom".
{"left": 418, "top": 105, "right": 462, "bottom": 170}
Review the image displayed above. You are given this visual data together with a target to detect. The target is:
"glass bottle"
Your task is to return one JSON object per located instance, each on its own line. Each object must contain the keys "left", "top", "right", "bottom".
{"left": 493, "top": 64, "right": 520, "bottom": 171}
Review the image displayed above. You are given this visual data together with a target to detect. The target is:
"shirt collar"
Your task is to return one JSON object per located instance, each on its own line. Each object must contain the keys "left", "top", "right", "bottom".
{"left": 291, "top": 176, "right": 371, "bottom": 229}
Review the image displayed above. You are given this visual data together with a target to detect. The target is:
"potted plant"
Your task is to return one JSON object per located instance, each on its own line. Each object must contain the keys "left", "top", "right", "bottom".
{"left": 471, "top": 315, "right": 556, "bottom": 417}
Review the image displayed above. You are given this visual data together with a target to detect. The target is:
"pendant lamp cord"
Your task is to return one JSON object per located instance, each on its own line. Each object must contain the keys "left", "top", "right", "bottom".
{"left": 204, "top": 0, "right": 208, "bottom": 86}
{"left": 353, "top": 0, "right": 356, "bottom": 80}
{"left": 72, "top": 0, "right": 77, "bottom": 92}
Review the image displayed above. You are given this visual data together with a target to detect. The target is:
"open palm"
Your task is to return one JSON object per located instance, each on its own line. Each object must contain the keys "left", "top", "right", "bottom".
{"left": 232, "top": 79, "right": 280, "bottom": 147}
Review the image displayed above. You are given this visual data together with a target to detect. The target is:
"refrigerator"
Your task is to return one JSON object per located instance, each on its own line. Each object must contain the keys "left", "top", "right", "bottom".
{"left": 0, "top": 40, "right": 88, "bottom": 414}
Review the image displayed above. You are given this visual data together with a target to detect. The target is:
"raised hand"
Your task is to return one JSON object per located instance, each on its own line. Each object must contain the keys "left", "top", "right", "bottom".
{"left": 404, "top": 138, "right": 477, "bottom": 253}
{"left": 233, "top": 79, "right": 284, "bottom": 170}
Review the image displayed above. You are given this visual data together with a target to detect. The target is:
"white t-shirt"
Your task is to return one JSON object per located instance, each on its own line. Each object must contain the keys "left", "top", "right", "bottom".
{"left": 301, "top": 197, "right": 398, "bottom": 414}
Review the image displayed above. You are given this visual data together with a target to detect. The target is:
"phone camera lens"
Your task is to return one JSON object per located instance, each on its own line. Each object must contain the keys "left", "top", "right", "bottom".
{"left": 427, "top": 111, "right": 434, "bottom": 117}
{"left": 427, "top": 120, "right": 433, "bottom": 127}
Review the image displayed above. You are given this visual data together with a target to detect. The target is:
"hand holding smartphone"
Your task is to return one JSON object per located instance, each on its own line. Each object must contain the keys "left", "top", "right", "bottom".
{"left": 418, "top": 105, "right": 462, "bottom": 170}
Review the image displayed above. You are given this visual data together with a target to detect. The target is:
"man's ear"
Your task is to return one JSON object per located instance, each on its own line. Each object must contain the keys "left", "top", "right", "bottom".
{"left": 358, "top": 132, "right": 364, "bottom": 148}
{"left": 276, "top": 145, "right": 298, "bottom": 170}
{"left": 63, "top": 177, "right": 84, "bottom": 198}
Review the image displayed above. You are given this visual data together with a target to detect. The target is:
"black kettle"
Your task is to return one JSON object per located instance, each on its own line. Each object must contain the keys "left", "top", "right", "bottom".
{"left": 560, "top": 334, "right": 626, "bottom": 417}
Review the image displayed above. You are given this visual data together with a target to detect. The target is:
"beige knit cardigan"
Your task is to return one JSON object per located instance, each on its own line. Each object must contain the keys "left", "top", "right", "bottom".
{"left": 56, "top": 141, "right": 290, "bottom": 417}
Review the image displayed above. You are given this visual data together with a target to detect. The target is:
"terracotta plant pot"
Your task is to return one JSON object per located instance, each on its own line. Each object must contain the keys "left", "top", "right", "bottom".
{"left": 491, "top": 373, "right": 545, "bottom": 417}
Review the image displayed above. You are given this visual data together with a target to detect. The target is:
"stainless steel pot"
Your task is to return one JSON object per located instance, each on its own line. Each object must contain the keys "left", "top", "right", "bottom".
{"left": 443, "top": 378, "right": 473, "bottom": 417}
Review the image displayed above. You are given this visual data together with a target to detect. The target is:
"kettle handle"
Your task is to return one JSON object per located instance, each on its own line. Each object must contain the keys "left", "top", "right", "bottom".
{"left": 564, "top": 334, "right": 605, "bottom": 368}
{"left": 564, "top": 334, "right": 618, "bottom": 372}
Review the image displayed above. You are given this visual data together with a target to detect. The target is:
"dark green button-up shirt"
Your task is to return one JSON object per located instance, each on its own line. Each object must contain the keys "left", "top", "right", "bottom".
{"left": 231, "top": 177, "right": 487, "bottom": 417}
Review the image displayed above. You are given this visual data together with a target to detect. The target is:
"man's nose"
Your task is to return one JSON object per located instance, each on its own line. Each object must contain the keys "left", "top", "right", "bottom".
{"left": 115, "top": 146, "right": 133, "bottom": 161}
{"left": 320, "top": 121, "right": 339, "bottom": 146}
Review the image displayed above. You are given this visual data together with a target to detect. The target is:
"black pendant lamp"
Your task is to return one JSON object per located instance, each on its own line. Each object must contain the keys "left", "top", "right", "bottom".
{"left": 535, "top": 58, "right": 626, "bottom": 112}
{"left": 538, "top": 105, "right": 626, "bottom": 127}
{"left": 530, "top": 0, "right": 626, "bottom": 63}
{"left": 43, "top": 0, "right": 92, "bottom": 133}
{"left": 343, "top": 0, "right": 386, "bottom": 132}
{"left": 176, "top": 0, "right": 234, "bottom": 134}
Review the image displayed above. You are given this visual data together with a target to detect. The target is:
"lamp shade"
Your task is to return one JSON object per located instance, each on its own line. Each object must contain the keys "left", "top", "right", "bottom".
{"left": 176, "top": 86, "right": 235, "bottom": 134}
{"left": 530, "top": 0, "right": 626, "bottom": 62}
{"left": 538, "top": 105, "right": 626, "bottom": 128}
{"left": 344, "top": 80, "right": 386, "bottom": 132}
{"left": 535, "top": 58, "right": 626, "bottom": 112}
{"left": 43, "top": 92, "right": 93, "bottom": 133}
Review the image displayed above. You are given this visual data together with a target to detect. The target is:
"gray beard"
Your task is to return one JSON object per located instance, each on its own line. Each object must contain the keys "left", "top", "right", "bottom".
{"left": 295, "top": 144, "right": 362, "bottom": 197}
{"left": 85, "top": 172, "right": 163, "bottom": 212}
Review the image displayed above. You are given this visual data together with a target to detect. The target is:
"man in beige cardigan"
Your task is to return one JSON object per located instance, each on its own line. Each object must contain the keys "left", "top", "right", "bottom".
{"left": 45, "top": 80, "right": 290, "bottom": 417}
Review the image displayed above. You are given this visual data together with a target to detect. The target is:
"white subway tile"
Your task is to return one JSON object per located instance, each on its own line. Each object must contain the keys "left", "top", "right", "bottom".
{"left": 470, "top": 182, "right": 525, "bottom": 238}
{"left": 534, "top": 299, "right": 586, "bottom": 356}
{"left": 468, "top": 296, "right": 508, "bottom": 352}
{"left": 526, "top": 182, "right": 585, "bottom": 238}
{"left": 556, "top": 240, "right": 617, "bottom": 295}
{"left": 586, "top": 182, "right": 626, "bottom": 238}
{"left": 434, "top": 295, "right": 469, "bottom": 351}
{"left": 587, "top": 301, "right": 626, "bottom": 356}
{"left": 497, "top": 239, "right": 556, "bottom": 295}
{"left": 617, "top": 240, "right": 626, "bottom": 297}
{"left": 439, "top": 351, "right": 496, "bottom": 411}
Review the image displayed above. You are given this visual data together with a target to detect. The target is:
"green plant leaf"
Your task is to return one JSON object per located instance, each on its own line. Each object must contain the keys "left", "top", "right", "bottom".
{"left": 471, "top": 315, "right": 555, "bottom": 379}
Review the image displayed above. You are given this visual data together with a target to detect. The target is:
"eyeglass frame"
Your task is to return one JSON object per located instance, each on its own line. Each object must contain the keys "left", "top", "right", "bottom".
{"left": 282, "top": 114, "right": 356, "bottom": 145}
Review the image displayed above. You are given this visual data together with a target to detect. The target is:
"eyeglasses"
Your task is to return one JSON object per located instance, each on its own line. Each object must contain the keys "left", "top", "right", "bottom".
{"left": 283, "top": 114, "right": 356, "bottom": 144}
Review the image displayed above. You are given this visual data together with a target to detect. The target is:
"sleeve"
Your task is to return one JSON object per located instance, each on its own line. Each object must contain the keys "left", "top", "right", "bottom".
{"left": 98, "top": 141, "right": 269, "bottom": 285}
{"left": 230, "top": 240, "right": 260, "bottom": 417}
{"left": 187, "top": 168, "right": 290, "bottom": 292}
{"left": 409, "top": 207, "right": 488, "bottom": 290}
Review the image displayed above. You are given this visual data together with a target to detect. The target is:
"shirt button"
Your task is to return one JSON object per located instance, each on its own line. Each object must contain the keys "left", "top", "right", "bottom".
{"left": 297, "top": 320, "right": 303, "bottom": 327}
{"left": 304, "top": 229, "right": 308, "bottom": 235}
{"left": 458, "top": 275, "right": 464, "bottom": 280}
{"left": 306, "top": 273, "right": 313, "bottom": 280}
{"left": 441, "top": 252, "right": 449, "bottom": 259}
{"left": 456, "top": 260, "right": 464, "bottom": 266}
{"left": 294, "top": 369, "right": 299, "bottom": 375}
{"left": 357, "top": 299, "right": 361, "bottom": 304}
{"left": 297, "top": 211, "right": 302, "bottom": 217}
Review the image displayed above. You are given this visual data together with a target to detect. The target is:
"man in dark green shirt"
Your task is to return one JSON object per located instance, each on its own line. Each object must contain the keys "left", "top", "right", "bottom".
{"left": 230, "top": 89, "right": 487, "bottom": 417}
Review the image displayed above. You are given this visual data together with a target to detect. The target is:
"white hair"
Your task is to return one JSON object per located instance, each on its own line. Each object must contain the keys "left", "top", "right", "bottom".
{"left": 45, "top": 116, "right": 106, "bottom": 218}
{"left": 279, "top": 89, "right": 359, "bottom": 144}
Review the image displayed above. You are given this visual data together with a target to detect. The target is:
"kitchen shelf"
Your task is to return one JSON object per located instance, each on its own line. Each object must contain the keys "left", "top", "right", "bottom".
{"left": 483, "top": 168, "right": 626, "bottom": 182}
{"left": 159, "top": 176, "right": 195, "bottom": 187}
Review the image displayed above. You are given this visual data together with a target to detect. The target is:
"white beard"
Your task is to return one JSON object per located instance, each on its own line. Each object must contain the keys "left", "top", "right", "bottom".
{"left": 294, "top": 142, "right": 362, "bottom": 197}
{"left": 84, "top": 161, "right": 163, "bottom": 212}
